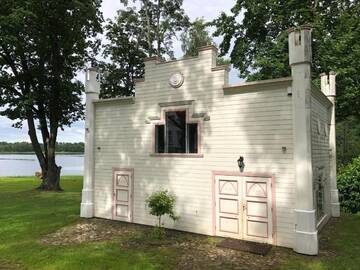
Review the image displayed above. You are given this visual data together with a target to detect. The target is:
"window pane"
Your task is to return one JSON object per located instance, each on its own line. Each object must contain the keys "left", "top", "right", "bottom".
{"left": 187, "top": 123, "right": 198, "bottom": 153}
{"left": 155, "top": 125, "right": 165, "bottom": 153}
{"left": 166, "top": 111, "right": 186, "bottom": 153}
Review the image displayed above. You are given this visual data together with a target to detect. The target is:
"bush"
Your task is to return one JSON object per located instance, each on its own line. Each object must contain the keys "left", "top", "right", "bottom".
{"left": 338, "top": 156, "right": 360, "bottom": 213}
{"left": 146, "top": 190, "right": 179, "bottom": 228}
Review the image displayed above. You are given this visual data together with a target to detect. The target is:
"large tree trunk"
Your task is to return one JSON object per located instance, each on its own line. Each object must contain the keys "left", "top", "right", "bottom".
{"left": 27, "top": 111, "right": 62, "bottom": 191}
{"left": 38, "top": 163, "right": 62, "bottom": 191}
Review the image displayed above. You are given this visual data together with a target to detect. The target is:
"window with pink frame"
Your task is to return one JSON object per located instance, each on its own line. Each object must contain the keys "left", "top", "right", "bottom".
{"left": 154, "top": 110, "right": 198, "bottom": 154}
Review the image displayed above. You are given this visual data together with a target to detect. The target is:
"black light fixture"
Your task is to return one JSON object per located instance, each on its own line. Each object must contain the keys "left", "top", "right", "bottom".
{"left": 237, "top": 156, "right": 245, "bottom": 172}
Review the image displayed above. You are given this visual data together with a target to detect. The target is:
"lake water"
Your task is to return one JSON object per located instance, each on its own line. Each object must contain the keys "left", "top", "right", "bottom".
{"left": 0, "top": 154, "right": 84, "bottom": 177}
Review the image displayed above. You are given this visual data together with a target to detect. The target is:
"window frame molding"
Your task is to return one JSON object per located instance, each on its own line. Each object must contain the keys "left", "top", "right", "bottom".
{"left": 150, "top": 106, "right": 203, "bottom": 158}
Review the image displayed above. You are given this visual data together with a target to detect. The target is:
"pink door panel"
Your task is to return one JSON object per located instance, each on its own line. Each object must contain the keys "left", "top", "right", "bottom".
{"left": 243, "top": 178, "right": 272, "bottom": 242}
{"left": 215, "top": 175, "right": 243, "bottom": 238}
{"left": 113, "top": 169, "right": 133, "bottom": 222}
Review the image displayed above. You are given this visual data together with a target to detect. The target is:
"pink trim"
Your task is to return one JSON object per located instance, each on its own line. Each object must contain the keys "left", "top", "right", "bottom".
{"left": 246, "top": 200, "right": 268, "bottom": 218}
{"left": 150, "top": 153, "right": 204, "bottom": 158}
{"left": 246, "top": 181, "right": 267, "bottom": 198}
{"left": 211, "top": 171, "right": 277, "bottom": 245}
{"left": 219, "top": 179, "right": 238, "bottom": 195}
{"left": 271, "top": 174, "right": 277, "bottom": 245}
{"left": 211, "top": 172, "right": 216, "bottom": 236}
{"left": 150, "top": 108, "right": 203, "bottom": 157}
{"left": 246, "top": 220, "right": 269, "bottom": 238}
{"left": 112, "top": 167, "right": 134, "bottom": 222}
{"left": 219, "top": 217, "right": 239, "bottom": 234}
{"left": 219, "top": 198, "right": 239, "bottom": 215}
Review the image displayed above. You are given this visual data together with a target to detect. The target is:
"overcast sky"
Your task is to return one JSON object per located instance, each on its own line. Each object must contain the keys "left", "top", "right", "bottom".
{"left": 0, "top": 0, "right": 239, "bottom": 143}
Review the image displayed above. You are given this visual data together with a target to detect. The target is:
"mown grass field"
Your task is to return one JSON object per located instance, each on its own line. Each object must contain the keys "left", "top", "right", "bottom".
{"left": 0, "top": 176, "right": 359, "bottom": 270}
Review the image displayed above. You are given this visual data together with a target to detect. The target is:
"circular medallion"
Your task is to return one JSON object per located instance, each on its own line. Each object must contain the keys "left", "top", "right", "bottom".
{"left": 169, "top": 72, "right": 184, "bottom": 88}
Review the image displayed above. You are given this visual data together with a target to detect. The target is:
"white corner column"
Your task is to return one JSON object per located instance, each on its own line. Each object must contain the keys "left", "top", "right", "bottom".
{"left": 289, "top": 27, "right": 318, "bottom": 255}
{"left": 320, "top": 72, "right": 340, "bottom": 217}
{"left": 80, "top": 67, "right": 100, "bottom": 218}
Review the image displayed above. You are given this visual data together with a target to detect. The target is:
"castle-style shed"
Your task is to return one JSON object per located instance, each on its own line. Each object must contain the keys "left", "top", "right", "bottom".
{"left": 80, "top": 27, "right": 340, "bottom": 255}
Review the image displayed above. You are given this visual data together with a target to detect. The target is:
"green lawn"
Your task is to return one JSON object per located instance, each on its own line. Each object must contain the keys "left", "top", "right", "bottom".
{"left": 0, "top": 176, "right": 359, "bottom": 270}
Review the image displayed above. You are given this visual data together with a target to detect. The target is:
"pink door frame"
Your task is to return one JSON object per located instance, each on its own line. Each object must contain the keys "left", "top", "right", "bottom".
{"left": 112, "top": 167, "right": 134, "bottom": 222}
{"left": 212, "top": 171, "right": 277, "bottom": 245}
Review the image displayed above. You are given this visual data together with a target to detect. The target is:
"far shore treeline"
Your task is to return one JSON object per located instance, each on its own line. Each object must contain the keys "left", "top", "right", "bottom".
{"left": 0, "top": 142, "right": 84, "bottom": 154}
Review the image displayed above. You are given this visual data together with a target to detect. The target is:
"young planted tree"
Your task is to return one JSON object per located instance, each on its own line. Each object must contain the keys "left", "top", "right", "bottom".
{"left": 212, "top": 0, "right": 360, "bottom": 121}
{"left": 100, "top": 8, "right": 148, "bottom": 98}
{"left": 0, "top": 0, "right": 103, "bottom": 190}
{"left": 146, "top": 190, "right": 178, "bottom": 228}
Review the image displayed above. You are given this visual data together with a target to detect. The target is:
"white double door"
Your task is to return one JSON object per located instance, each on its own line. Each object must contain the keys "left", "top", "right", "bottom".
{"left": 215, "top": 175, "right": 273, "bottom": 244}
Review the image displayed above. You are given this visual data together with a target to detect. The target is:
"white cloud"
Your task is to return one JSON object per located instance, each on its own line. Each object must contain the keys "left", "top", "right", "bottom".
{"left": 0, "top": 0, "right": 242, "bottom": 143}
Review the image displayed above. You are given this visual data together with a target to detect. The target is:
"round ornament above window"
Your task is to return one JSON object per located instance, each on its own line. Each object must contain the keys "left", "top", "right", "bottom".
{"left": 169, "top": 72, "right": 184, "bottom": 88}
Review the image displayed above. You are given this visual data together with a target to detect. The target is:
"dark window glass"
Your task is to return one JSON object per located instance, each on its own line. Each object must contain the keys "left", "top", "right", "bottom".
{"left": 166, "top": 111, "right": 186, "bottom": 153}
{"left": 155, "top": 125, "right": 165, "bottom": 153}
{"left": 187, "top": 123, "right": 198, "bottom": 153}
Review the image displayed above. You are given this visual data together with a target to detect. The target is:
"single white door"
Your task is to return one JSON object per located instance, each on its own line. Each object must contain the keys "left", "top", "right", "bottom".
{"left": 215, "top": 175, "right": 243, "bottom": 238}
{"left": 113, "top": 169, "right": 133, "bottom": 222}
{"left": 243, "top": 177, "right": 273, "bottom": 243}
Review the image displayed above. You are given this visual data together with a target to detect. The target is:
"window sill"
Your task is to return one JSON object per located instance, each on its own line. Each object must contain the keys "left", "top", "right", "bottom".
{"left": 150, "top": 153, "right": 204, "bottom": 158}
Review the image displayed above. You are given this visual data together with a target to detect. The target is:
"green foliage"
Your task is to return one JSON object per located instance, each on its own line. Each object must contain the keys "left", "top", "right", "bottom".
{"left": 0, "top": 176, "right": 175, "bottom": 269}
{"left": 100, "top": 9, "right": 147, "bottom": 98}
{"left": 0, "top": 141, "right": 84, "bottom": 153}
{"left": 337, "top": 117, "right": 360, "bottom": 166}
{"left": 338, "top": 156, "right": 360, "bottom": 213}
{"left": 120, "top": 0, "right": 189, "bottom": 58}
{"left": 0, "top": 0, "right": 103, "bottom": 188}
{"left": 1, "top": 177, "right": 360, "bottom": 269}
{"left": 146, "top": 190, "right": 178, "bottom": 227}
{"left": 212, "top": 0, "right": 360, "bottom": 121}
{"left": 181, "top": 18, "right": 213, "bottom": 57}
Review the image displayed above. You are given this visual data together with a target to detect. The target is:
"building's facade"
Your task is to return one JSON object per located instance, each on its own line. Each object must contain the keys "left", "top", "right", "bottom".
{"left": 80, "top": 27, "right": 340, "bottom": 255}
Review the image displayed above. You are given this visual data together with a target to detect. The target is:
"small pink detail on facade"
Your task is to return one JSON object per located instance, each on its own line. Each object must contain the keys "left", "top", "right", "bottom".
{"left": 219, "top": 180, "right": 238, "bottom": 195}
{"left": 219, "top": 198, "right": 239, "bottom": 215}
{"left": 246, "top": 201, "right": 268, "bottom": 218}
{"left": 246, "top": 181, "right": 267, "bottom": 198}
{"left": 246, "top": 220, "right": 269, "bottom": 238}
{"left": 219, "top": 217, "right": 239, "bottom": 234}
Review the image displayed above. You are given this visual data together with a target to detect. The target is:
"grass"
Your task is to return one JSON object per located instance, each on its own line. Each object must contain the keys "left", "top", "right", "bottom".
{"left": 0, "top": 177, "right": 175, "bottom": 270}
{"left": 0, "top": 176, "right": 359, "bottom": 270}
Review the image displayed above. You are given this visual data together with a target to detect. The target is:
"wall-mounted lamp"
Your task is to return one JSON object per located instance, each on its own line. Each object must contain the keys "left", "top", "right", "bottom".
{"left": 237, "top": 156, "right": 245, "bottom": 172}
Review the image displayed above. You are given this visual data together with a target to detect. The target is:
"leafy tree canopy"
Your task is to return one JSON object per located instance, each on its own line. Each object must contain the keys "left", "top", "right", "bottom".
{"left": 181, "top": 18, "right": 213, "bottom": 57}
{"left": 100, "top": 8, "right": 147, "bottom": 98}
{"left": 0, "top": 0, "right": 103, "bottom": 190}
{"left": 212, "top": 0, "right": 360, "bottom": 120}
{"left": 120, "top": 0, "right": 190, "bottom": 59}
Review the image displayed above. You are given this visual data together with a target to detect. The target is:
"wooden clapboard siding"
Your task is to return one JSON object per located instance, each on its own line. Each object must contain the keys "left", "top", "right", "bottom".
{"left": 310, "top": 90, "right": 332, "bottom": 219}
{"left": 93, "top": 50, "right": 295, "bottom": 248}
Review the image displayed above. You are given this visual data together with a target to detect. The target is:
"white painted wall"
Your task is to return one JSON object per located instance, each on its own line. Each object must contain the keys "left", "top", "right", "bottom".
{"left": 92, "top": 47, "right": 296, "bottom": 248}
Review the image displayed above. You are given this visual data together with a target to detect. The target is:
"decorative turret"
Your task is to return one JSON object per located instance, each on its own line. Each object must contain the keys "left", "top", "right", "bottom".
{"left": 320, "top": 72, "right": 340, "bottom": 218}
{"left": 288, "top": 26, "right": 318, "bottom": 255}
{"left": 81, "top": 67, "right": 100, "bottom": 218}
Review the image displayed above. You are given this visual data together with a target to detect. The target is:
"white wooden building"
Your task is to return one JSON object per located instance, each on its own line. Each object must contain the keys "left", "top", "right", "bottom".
{"left": 80, "top": 27, "right": 340, "bottom": 255}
